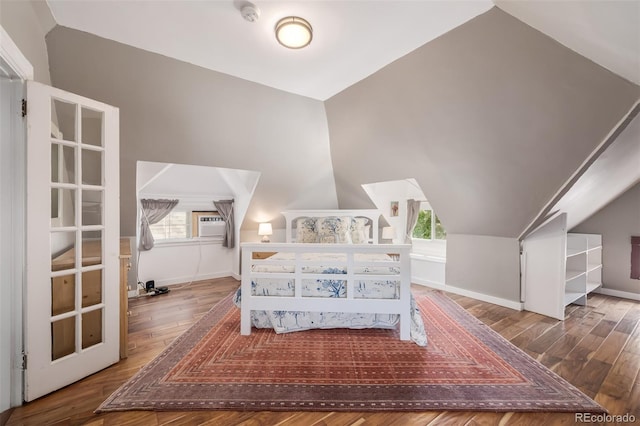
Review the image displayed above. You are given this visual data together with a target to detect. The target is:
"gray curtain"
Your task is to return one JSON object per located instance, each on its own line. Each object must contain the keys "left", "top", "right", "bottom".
{"left": 405, "top": 199, "right": 422, "bottom": 243}
{"left": 214, "top": 199, "right": 235, "bottom": 248}
{"left": 139, "top": 199, "right": 179, "bottom": 251}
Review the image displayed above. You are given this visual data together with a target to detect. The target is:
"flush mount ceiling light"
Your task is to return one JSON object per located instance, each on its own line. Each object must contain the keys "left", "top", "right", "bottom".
{"left": 275, "top": 16, "right": 313, "bottom": 49}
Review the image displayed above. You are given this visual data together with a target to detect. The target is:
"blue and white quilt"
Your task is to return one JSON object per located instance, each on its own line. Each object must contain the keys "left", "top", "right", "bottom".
{"left": 234, "top": 252, "right": 427, "bottom": 346}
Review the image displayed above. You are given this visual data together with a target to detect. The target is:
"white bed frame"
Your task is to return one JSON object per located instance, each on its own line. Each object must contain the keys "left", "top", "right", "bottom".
{"left": 240, "top": 209, "right": 412, "bottom": 340}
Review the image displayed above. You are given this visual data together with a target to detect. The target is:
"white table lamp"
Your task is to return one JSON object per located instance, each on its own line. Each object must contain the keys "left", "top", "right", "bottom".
{"left": 382, "top": 226, "right": 395, "bottom": 242}
{"left": 258, "top": 222, "right": 272, "bottom": 243}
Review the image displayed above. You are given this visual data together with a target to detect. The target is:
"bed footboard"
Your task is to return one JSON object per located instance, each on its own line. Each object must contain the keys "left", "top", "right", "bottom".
{"left": 240, "top": 243, "right": 412, "bottom": 340}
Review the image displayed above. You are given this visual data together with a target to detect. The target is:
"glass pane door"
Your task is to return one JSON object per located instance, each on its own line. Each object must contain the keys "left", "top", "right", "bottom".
{"left": 49, "top": 98, "right": 106, "bottom": 360}
{"left": 25, "top": 80, "right": 119, "bottom": 401}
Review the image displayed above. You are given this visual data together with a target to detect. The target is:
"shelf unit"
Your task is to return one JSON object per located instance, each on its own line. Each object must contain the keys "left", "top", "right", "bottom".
{"left": 564, "top": 233, "right": 602, "bottom": 307}
{"left": 522, "top": 213, "right": 603, "bottom": 320}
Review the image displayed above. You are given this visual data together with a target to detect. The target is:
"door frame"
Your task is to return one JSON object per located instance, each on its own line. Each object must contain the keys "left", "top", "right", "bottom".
{"left": 0, "top": 24, "right": 33, "bottom": 408}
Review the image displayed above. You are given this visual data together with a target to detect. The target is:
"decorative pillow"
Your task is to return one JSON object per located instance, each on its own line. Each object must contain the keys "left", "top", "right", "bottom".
{"left": 296, "top": 218, "right": 318, "bottom": 243}
{"left": 350, "top": 217, "right": 369, "bottom": 244}
{"left": 317, "top": 216, "right": 352, "bottom": 244}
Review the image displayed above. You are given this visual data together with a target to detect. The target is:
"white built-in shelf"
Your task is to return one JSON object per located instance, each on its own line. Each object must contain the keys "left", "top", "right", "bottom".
{"left": 566, "top": 269, "right": 585, "bottom": 281}
{"left": 564, "top": 291, "right": 585, "bottom": 306}
{"left": 586, "top": 282, "right": 601, "bottom": 293}
{"left": 563, "top": 233, "right": 602, "bottom": 310}
{"left": 587, "top": 264, "right": 602, "bottom": 273}
{"left": 522, "top": 213, "right": 604, "bottom": 321}
{"left": 566, "top": 248, "right": 585, "bottom": 257}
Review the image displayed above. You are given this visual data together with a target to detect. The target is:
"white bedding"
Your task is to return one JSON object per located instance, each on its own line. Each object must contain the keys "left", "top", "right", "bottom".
{"left": 234, "top": 251, "right": 427, "bottom": 346}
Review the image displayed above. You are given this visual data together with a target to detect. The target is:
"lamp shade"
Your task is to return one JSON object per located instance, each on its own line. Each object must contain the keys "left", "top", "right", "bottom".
{"left": 258, "top": 222, "right": 272, "bottom": 243}
{"left": 382, "top": 226, "right": 395, "bottom": 240}
{"left": 258, "top": 223, "right": 273, "bottom": 236}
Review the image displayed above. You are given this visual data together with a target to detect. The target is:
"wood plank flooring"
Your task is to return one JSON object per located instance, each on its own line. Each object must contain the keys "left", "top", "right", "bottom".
{"left": 5, "top": 278, "right": 639, "bottom": 425}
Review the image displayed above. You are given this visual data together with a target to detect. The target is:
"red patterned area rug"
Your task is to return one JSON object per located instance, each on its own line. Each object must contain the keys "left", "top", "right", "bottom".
{"left": 97, "top": 291, "right": 604, "bottom": 413}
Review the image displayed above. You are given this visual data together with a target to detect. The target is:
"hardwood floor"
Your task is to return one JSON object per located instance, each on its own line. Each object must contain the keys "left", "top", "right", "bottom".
{"left": 6, "top": 278, "right": 639, "bottom": 425}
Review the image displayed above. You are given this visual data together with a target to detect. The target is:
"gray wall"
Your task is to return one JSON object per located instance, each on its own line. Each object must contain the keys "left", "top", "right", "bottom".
{"left": 571, "top": 182, "right": 640, "bottom": 296}
{"left": 45, "top": 26, "right": 338, "bottom": 236}
{"left": 324, "top": 7, "right": 639, "bottom": 300}
{"left": 324, "top": 7, "right": 640, "bottom": 239}
{"left": 0, "top": 0, "right": 54, "bottom": 85}
{"left": 446, "top": 234, "right": 521, "bottom": 302}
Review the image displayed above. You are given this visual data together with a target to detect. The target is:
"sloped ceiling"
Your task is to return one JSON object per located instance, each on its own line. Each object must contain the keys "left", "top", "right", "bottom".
{"left": 551, "top": 107, "right": 640, "bottom": 231}
{"left": 40, "top": 2, "right": 640, "bottom": 238}
{"left": 137, "top": 162, "right": 236, "bottom": 198}
{"left": 325, "top": 8, "right": 640, "bottom": 238}
{"left": 44, "top": 1, "right": 639, "bottom": 100}
{"left": 45, "top": 0, "right": 493, "bottom": 100}
{"left": 496, "top": 0, "right": 640, "bottom": 86}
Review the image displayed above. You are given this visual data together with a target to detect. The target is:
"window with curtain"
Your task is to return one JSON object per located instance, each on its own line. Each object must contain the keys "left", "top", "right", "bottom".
{"left": 149, "top": 209, "right": 190, "bottom": 241}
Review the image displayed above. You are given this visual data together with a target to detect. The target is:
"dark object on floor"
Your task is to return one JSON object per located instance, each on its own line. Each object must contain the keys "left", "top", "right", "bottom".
{"left": 151, "top": 287, "right": 169, "bottom": 296}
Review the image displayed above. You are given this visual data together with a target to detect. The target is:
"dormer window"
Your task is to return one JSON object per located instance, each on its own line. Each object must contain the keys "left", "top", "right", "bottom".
{"left": 412, "top": 202, "right": 446, "bottom": 241}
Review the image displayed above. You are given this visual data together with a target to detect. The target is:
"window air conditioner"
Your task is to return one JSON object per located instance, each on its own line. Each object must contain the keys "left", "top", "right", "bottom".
{"left": 198, "top": 215, "right": 225, "bottom": 238}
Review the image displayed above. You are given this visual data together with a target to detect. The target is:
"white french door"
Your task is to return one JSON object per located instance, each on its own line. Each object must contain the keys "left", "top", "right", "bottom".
{"left": 24, "top": 81, "right": 120, "bottom": 401}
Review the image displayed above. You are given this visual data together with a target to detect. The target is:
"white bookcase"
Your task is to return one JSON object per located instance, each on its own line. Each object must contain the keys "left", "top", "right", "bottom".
{"left": 522, "top": 213, "right": 602, "bottom": 320}
{"left": 565, "top": 233, "right": 602, "bottom": 306}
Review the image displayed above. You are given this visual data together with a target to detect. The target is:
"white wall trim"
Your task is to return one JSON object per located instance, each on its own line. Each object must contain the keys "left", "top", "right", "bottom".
{"left": 0, "top": 26, "right": 34, "bottom": 80}
{"left": 412, "top": 277, "right": 447, "bottom": 288}
{"left": 414, "top": 281, "right": 524, "bottom": 311}
{"left": 0, "top": 24, "right": 32, "bottom": 409}
{"left": 596, "top": 287, "right": 640, "bottom": 302}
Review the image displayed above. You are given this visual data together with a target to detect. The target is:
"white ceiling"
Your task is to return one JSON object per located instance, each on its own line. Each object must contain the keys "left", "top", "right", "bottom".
{"left": 45, "top": 1, "right": 639, "bottom": 101}
{"left": 137, "top": 161, "right": 261, "bottom": 200}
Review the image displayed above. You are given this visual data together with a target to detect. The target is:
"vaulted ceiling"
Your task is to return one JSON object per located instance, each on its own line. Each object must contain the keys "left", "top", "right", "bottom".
{"left": 38, "top": 1, "right": 639, "bottom": 238}
{"left": 45, "top": 0, "right": 639, "bottom": 100}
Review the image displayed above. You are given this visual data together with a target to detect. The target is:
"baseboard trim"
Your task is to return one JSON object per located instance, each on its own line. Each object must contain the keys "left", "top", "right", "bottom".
{"left": 413, "top": 280, "right": 524, "bottom": 311}
{"left": 412, "top": 277, "right": 446, "bottom": 289}
{"left": 129, "top": 272, "right": 237, "bottom": 297}
{"left": 596, "top": 287, "right": 640, "bottom": 301}
{"left": 157, "top": 272, "right": 235, "bottom": 288}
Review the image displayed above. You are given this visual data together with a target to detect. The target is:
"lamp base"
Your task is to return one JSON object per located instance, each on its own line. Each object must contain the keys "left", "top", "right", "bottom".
{"left": 261, "top": 236, "right": 270, "bottom": 243}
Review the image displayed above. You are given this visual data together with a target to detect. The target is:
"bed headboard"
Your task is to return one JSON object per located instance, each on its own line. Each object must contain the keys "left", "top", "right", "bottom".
{"left": 281, "top": 210, "right": 381, "bottom": 244}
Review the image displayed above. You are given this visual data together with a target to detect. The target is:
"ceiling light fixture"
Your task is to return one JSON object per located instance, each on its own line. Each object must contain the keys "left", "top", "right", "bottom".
{"left": 275, "top": 16, "right": 313, "bottom": 49}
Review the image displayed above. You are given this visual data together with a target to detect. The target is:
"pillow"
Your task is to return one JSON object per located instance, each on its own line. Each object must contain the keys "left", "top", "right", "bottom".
{"left": 296, "top": 218, "right": 318, "bottom": 243}
{"left": 317, "top": 216, "right": 352, "bottom": 244}
{"left": 350, "top": 217, "right": 369, "bottom": 244}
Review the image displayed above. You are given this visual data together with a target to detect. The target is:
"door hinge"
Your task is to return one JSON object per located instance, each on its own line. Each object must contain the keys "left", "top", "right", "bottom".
{"left": 21, "top": 352, "right": 27, "bottom": 370}
{"left": 21, "top": 99, "right": 27, "bottom": 117}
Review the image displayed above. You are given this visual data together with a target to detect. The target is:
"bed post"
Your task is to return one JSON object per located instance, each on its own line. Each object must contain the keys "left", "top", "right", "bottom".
{"left": 399, "top": 245, "right": 411, "bottom": 340}
{"left": 240, "top": 246, "right": 252, "bottom": 335}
